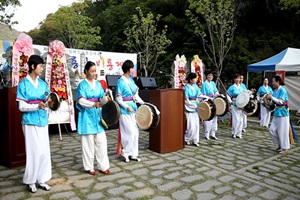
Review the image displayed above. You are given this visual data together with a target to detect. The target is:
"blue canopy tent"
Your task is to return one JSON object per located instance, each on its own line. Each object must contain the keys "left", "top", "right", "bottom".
{"left": 246, "top": 47, "right": 300, "bottom": 111}
{"left": 248, "top": 47, "right": 300, "bottom": 72}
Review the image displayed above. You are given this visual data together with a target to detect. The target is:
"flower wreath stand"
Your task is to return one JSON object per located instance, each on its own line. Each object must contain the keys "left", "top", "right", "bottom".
{"left": 191, "top": 55, "right": 204, "bottom": 88}
{"left": 12, "top": 33, "right": 33, "bottom": 87}
{"left": 45, "top": 40, "right": 76, "bottom": 140}
{"left": 173, "top": 54, "right": 187, "bottom": 89}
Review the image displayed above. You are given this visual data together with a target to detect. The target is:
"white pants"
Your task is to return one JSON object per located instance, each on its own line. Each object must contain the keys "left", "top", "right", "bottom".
{"left": 119, "top": 114, "right": 139, "bottom": 158}
{"left": 22, "top": 125, "right": 51, "bottom": 185}
{"left": 269, "top": 116, "right": 290, "bottom": 150}
{"left": 204, "top": 115, "right": 218, "bottom": 138}
{"left": 185, "top": 112, "right": 200, "bottom": 144}
{"left": 260, "top": 104, "right": 271, "bottom": 127}
{"left": 81, "top": 133, "right": 110, "bottom": 171}
{"left": 231, "top": 106, "right": 243, "bottom": 137}
{"left": 242, "top": 112, "right": 247, "bottom": 129}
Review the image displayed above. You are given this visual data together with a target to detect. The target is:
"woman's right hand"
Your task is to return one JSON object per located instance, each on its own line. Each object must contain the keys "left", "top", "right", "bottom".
{"left": 94, "top": 102, "right": 102, "bottom": 108}
{"left": 127, "top": 106, "right": 134, "bottom": 112}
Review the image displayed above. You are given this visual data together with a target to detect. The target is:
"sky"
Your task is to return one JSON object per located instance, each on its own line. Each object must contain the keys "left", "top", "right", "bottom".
{"left": 9, "top": 0, "right": 79, "bottom": 32}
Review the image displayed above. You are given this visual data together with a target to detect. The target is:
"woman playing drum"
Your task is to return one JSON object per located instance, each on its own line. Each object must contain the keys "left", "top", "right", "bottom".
{"left": 227, "top": 73, "right": 247, "bottom": 138}
{"left": 115, "top": 60, "right": 145, "bottom": 163}
{"left": 76, "top": 61, "right": 110, "bottom": 176}
{"left": 266, "top": 75, "right": 290, "bottom": 154}
{"left": 201, "top": 71, "right": 219, "bottom": 140}
{"left": 257, "top": 77, "right": 273, "bottom": 128}
{"left": 184, "top": 72, "right": 208, "bottom": 146}
{"left": 16, "top": 55, "right": 52, "bottom": 193}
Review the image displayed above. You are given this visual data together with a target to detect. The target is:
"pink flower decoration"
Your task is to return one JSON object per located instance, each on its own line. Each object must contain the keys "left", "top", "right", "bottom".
{"left": 48, "top": 40, "right": 66, "bottom": 58}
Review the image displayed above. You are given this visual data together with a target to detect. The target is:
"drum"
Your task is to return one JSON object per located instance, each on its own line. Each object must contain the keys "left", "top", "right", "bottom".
{"left": 243, "top": 98, "right": 258, "bottom": 116}
{"left": 47, "top": 92, "right": 61, "bottom": 111}
{"left": 213, "top": 95, "right": 229, "bottom": 117}
{"left": 136, "top": 104, "right": 160, "bottom": 131}
{"left": 236, "top": 92, "right": 250, "bottom": 108}
{"left": 198, "top": 99, "right": 216, "bottom": 121}
{"left": 262, "top": 94, "right": 275, "bottom": 112}
{"left": 101, "top": 100, "right": 120, "bottom": 128}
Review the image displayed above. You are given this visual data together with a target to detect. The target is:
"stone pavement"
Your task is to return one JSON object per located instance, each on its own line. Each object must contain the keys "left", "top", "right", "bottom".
{"left": 1, "top": 120, "right": 300, "bottom": 200}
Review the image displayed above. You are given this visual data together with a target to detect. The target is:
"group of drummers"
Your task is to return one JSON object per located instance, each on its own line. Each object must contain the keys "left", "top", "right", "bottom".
{"left": 16, "top": 54, "right": 290, "bottom": 193}
{"left": 184, "top": 70, "right": 290, "bottom": 156}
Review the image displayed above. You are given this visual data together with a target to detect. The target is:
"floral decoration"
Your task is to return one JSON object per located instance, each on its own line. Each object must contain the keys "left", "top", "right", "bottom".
{"left": 49, "top": 55, "right": 68, "bottom": 99}
{"left": 18, "top": 52, "right": 29, "bottom": 81}
{"left": 175, "top": 54, "right": 187, "bottom": 88}
{"left": 13, "top": 33, "right": 33, "bottom": 84}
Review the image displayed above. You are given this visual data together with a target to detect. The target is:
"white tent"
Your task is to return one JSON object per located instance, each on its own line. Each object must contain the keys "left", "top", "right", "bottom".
{"left": 247, "top": 47, "right": 300, "bottom": 110}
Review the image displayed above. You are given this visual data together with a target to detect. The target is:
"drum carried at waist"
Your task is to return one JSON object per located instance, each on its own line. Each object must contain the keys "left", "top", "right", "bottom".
{"left": 262, "top": 94, "right": 275, "bottom": 112}
{"left": 213, "top": 95, "right": 229, "bottom": 117}
{"left": 101, "top": 90, "right": 120, "bottom": 129}
{"left": 101, "top": 100, "right": 120, "bottom": 128}
{"left": 136, "top": 103, "right": 160, "bottom": 131}
{"left": 47, "top": 92, "right": 61, "bottom": 111}
{"left": 198, "top": 99, "right": 216, "bottom": 121}
{"left": 236, "top": 92, "right": 258, "bottom": 116}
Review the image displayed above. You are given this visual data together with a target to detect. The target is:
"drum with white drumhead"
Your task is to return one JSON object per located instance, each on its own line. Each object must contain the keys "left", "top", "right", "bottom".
{"left": 136, "top": 104, "right": 160, "bottom": 131}
{"left": 236, "top": 92, "right": 250, "bottom": 108}
{"left": 198, "top": 99, "right": 216, "bottom": 121}
{"left": 213, "top": 95, "right": 229, "bottom": 117}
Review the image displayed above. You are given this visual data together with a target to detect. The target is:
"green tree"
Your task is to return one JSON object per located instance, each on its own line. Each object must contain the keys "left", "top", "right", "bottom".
{"left": 0, "top": 0, "right": 20, "bottom": 26}
{"left": 123, "top": 7, "right": 171, "bottom": 77}
{"left": 32, "top": 1, "right": 101, "bottom": 49}
{"left": 280, "top": 0, "right": 300, "bottom": 14}
{"left": 186, "top": 0, "right": 237, "bottom": 80}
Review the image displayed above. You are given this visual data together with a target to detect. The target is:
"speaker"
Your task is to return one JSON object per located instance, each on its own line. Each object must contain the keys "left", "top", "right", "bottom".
{"left": 105, "top": 75, "right": 121, "bottom": 89}
{"left": 136, "top": 77, "right": 158, "bottom": 89}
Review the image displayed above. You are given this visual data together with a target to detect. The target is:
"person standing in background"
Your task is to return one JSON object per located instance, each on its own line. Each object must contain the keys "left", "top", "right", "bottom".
{"left": 266, "top": 75, "right": 290, "bottom": 154}
{"left": 16, "top": 55, "right": 52, "bottom": 193}
{"left": 76, "top": 61, "right": 110, "bottom": 176}
{"left": 257, "top": 77, "right": 273, "bottom": 128}
{"left": 115, "top": 60, "right": 145, "bottom": 162}
{"left": 227, "top": 73, "right": 245, "bottom": 138}
{"left": 184, "top": 72, "right": 208, "bottom": 146}
{"left": 201, "top": 71, "right": 219, "bottom": 140}
{"left": 240, "top": 75, "right": 248, "bottom": 133}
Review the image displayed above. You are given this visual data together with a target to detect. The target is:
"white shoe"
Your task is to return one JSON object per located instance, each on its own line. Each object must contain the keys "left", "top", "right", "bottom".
{"left": 232, "top": 134, "right": 236, "bottom": 138}
{"left": 185, "top": 141, "right": 190, "bottom": 145}
{"left": 124, "top": 157, "right": 129, "bottom": 163}
{"left": 28, "top": 184, "right": 37, "bottom": 193}
{"left": 205, "top": 137, "right": 210, "bottom": 140}
{"left": 38, "top": 183, "right": 51, "bottom": 191}
{"left": 130, "top": 157, "right": 141, "bottom": 162}
{"left": 211, "top": 136, "right": 218, "bottom": 140}
{"left": 242, "top": 129, "right": 246, "bottom": 133}
{"left": 193, "top": 143, "right": 199, "bottom": 147}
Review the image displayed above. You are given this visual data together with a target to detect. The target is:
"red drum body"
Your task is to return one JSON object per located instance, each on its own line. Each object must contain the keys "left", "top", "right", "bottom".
{"left": 213, "top": 95, "right": 229, "bottom": 117}
{"left": 136, "top": 104, "right": 160, "bottom": 131}
{"left": 198, "top": 99, "right": 216, "bottom": 121}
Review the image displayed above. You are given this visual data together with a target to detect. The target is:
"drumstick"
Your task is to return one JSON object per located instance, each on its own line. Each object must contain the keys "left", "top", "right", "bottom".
{"left": 136, "top": 112, "right": 145, "bottom": 116}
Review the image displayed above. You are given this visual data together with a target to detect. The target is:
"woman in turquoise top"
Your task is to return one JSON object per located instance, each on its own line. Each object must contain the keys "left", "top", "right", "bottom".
{"left": 76, "top": 61, "right": 110, "bottom": 175}
{"left": 115, "top": 60, "right": 145, "bottom": 162}
{"left": 266, "top": 75, "right": 290, "bottom": 154}
{"left": 16, "top": 55, "right": 51, "bottom": 193}
{"left": 257, "top": 77, "right": 273, "bottom": 127}
{"left": 227, "top": 73, "right": 247, "bottom": 138}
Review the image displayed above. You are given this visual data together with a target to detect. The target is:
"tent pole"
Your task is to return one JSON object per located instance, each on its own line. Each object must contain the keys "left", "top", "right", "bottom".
{"left": 246, "top": 72, "right": 249, "bottom": 88}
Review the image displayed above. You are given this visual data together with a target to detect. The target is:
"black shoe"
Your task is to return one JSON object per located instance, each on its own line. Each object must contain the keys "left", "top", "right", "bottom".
{"left": 129, "top": 156, "right": 141, "bottom": 162}
{"left": 210, "top": 136, "right": 218, "bottom": 140}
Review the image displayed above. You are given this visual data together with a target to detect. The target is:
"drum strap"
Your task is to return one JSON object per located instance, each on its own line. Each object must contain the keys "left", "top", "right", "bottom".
{"left": 277, "top": 106, "right": 286, "bottom": 108}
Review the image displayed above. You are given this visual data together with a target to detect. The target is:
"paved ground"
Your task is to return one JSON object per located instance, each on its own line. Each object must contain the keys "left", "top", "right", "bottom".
{"left": 1, "top": 119, "right": 300, "bottom": 200}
